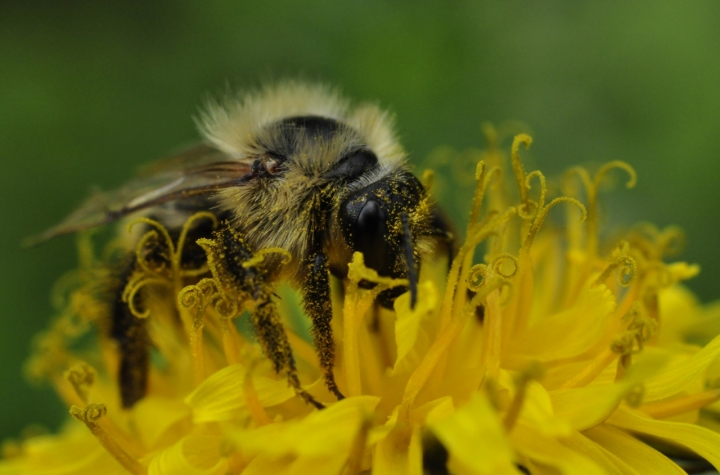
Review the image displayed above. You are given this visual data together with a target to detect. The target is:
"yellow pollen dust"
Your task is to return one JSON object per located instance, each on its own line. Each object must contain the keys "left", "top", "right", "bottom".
{"left": 7, "top": 124, "right": 720, "bottom": 475}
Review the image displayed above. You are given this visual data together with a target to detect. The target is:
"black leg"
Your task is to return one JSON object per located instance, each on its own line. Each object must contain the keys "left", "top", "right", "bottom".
{"left": 110, "top": 257, "right": 150, "bottom": 409}
{"left": 302, "top": 250, "right": 344, "bottom": 400}
{"left": 216, "top": 224, "right": 323, "bottom": 409}
{"left": 251, "top": 298, "right": 324, "bottom": 409}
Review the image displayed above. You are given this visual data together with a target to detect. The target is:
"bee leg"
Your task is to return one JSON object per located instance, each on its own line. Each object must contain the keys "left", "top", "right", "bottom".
{"left": 215, "top": 224, "right": 323, "bottom": 409}
{"left": 302, "top": 250, "right": 345, "bottom": 400}
{"left": 110, "top": 257, "right": 150, "bottom": 409}
{"left": 250, "top": 292, "right": 324, "bottom": 409}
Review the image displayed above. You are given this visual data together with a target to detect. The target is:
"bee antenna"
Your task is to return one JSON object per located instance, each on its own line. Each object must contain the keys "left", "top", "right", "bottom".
{"left": 400, "top": 213, "right": 418, "bottom": 310}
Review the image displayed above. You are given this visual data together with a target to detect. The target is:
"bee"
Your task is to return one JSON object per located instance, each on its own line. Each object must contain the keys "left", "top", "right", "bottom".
{"left": 31, "top": 82, "right": 453, "bottom": 409}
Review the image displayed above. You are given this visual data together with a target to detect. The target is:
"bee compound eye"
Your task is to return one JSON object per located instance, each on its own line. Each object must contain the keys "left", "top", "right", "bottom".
{"left": 351, "top": 198, "right": 389, "bottom": 275}
{"left": 357, "top": 199, "right": 384, "bottom": 234}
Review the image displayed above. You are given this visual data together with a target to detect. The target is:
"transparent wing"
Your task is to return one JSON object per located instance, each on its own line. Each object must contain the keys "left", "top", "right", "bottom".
{"left": 26, "top": 144, "right": 252, "bottom": 246}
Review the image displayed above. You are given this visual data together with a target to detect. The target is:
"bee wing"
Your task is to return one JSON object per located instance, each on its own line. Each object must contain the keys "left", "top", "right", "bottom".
{"left": 26, "top": 144, "right": 252, "bottom": 247}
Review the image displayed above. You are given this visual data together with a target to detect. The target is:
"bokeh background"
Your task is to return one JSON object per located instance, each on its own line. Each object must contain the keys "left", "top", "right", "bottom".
{"left": 2, "top": 1, "right": 720, "bottom": 440}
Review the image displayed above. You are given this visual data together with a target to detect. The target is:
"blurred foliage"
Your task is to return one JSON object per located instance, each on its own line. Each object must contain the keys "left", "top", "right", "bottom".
{"left": 1, "top": 0, "right": 720, "bottom": 440}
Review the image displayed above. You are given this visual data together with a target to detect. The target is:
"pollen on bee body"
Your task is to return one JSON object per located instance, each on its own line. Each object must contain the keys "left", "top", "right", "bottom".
{"left": 12, "top": 107, "right": 720, "bottom": 475}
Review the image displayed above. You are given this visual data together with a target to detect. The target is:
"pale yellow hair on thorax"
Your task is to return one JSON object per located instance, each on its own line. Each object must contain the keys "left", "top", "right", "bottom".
{"left": 196, "top": 81, "right": 406, "bottom": 168}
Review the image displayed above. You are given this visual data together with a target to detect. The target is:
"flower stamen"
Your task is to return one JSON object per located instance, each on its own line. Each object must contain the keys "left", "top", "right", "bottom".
{"left": 70, "top": 404, "right": 147, "bottom": 475}
{"left": 344, "top": 417, "right": 372, "bottom": 474}
{"left": 243, "top": 361, "right": 273, "bottom": 426}
{"left": 63, "top": 362, "right": 96, "bottom": 405}
{"left": 640, "top": 389, "right": 720, "bottom": 419}
{"left": 593, "top": 241, "right": 638, "bottom": 288}
{"left": 344, "top": 252, "right": 407, "bottom": 397}
{"left": 503, "top": 363, "right": 545, "bottom": 432}
{"left": 511, "top": 133, "right": 533, "bottom": 212}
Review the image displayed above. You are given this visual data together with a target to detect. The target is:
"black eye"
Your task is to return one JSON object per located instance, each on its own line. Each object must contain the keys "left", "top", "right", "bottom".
{"left": 326, "top": 149, "right": 378, "bottom": 179}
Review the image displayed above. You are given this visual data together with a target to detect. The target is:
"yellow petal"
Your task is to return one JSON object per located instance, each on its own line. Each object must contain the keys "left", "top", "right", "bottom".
{"left": 234, "top": 396, "right": 380, "bottom": 458}
{"left": 371, "top": 425, "right": 422, "bottom": 475}
{"left": 683, "top": 298, "right": 720, "bottom": 345}
{"left": 242, "top": 452, "right": 348, "bottom": 475}
{"left": 185, "top": 363, "right": 295, "bottom": 423}
{"left": 431, "top": 392, "right": 517, "bottom": 474}
{"left": 0, "top": 426, "right": 127, "bottom": 475}
{"left": 413, "top": 396, "right": 455, "bottom": 426}
{"left": 560, "top": 430, "right": 638, "bottom": 475}
{"left": 585, "top": 425, "right": 685, "bottom": 475}
{"left": 132, "top": 396, "right": 190, "bottom": 449}
{"left": 505, "top": 374, "right": 571, "bottom": 437}
{"left": 393, "top": 281, "right": 438, "bottom": 376}
{"left": 607, "top": 406, "right": 720, "bottom": 470}
{"left": 550, "top": 351, "right": 667, "bottom": 430}
{"left": 509, "top": 283, "right": 616, "bottom": 361}
{"left": 666, "top": 262, "right": 701, "bottom": 282}
{"left": 148, "top": 435, "right": 228, "bottom": 475}
{"left": 643, "top": 332, "right": 720, "bottom": 402}
{"left": 656, "top": 284, "right": 701, "bottom": 346}
{"left": 510, "top": 424, "right": 606, "bottom": 475}
{"left": 551, "top": 384, "right": 632, "bottom": 432}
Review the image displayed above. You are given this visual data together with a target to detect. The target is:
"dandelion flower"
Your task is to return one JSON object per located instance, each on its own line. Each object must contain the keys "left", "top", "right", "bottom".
{"left": 3, "top": 125, "right": 720, "bottom": 475}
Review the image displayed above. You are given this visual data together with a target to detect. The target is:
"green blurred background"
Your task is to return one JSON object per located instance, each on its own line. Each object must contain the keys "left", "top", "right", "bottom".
{"left": 2, "top": 1, "right": 720, "bottom": 440}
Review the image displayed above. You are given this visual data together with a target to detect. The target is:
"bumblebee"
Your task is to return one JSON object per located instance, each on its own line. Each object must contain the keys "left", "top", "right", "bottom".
{"left": 32, "top": 82, "right": 452, "bottom": 409}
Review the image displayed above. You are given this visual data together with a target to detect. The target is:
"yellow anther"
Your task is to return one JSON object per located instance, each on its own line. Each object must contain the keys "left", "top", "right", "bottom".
{"left": 563, "top": 161, "right": 636, "bottom": 256}
{"left": 525, "top": 170, "right": 547, "bottom": 217}
{"left": 624, "top": 384, "right": 645, "bottom": 407}
{"left": 516, "top": 199, "right": 539, "bottom": 220}
{"left": 346, "top": 417, "right": 372, "bottom": 475}
{"left": 347, "top": 252, "right": 408, "bottom": 289}
{"left": 641, "top": 389, "right": 720, "bottom": 419}
{"left": 213, "top": 294, "right": 240, "bottom": 319}
{"left": 657, "top": 226, "right": 685, "bottom": 258}
{"left": 243, "top": 361, "right": 272, "bottom": 426}
{"left": 627, "top": 316, "right": 658, "bottom": 345}
{"left": 522, "top": 197, "right": 587, "bottom": 252}
{"left": 122, "top": 275, "right": 164, "bottom": 319}
{"left": 178, "top": 277, "right": 215, "bottom": 312}
{"left": 70, "top": 403, "right": 107, "bottom": 424}
{"left": 518, "top": 361, "right": 546, "bottom": 382}
{"left": 50, "top": 271, "right": 82, "bottom": 312}
{"left": 621, "top": 303, "right": 641, "bottom": 324}
{"left": 121, "top": 213, "right": 219, "bottom": 321}
{"left": 475, "top": 161, "right": 485, "bottom": 181}
{"left": 611, "top": 304, "right": 658, "bottom": 380}
{"left": 176, "top": 211, "right": 218, "bottom": 267}
{"left": 467, "top": 264, "right": 491, "bottom": 291}
{"left": 492, "top": 253, "right": 519, "bottom": 279}
{"left": 242, "top": 247, "right": 292, "bottom": 268}
{"left": 468, "top": 161, "right": 489, "bottom": 230}
{"left": 483, "top": 377, "right": 502, "bottom": 411}
{"left": 510, "top": 133, "right": 533, "bottom": 205}
{"left": 481, "top": 122, "right": 498, "bottom": 146}
{"left": 610, "top": 332, "right": 636, "bottom": 356}
{"left": 594, "top": 160, "right": 637, "bottom": 190}
{"left": 466, "top": 277, "right": 512, "bottom": 312}
{"left": 594, "top": 254, "right": 638, "bottom": 288}
{"left": 503, "top": 362, "right": 545, "bottom": 432}
{"left": 562, "top": 166, "right": 593, "bottom": 198}
{"left": 70, "top": 404, "right": 147, "bottom": 475}
{"left": 64, "top": 362, "right": 96, "bottom": 404}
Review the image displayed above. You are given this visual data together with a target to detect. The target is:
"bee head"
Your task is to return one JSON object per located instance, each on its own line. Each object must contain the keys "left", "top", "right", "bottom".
{"left": 338, "top": 169, "right": 427, "bottom": 309}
